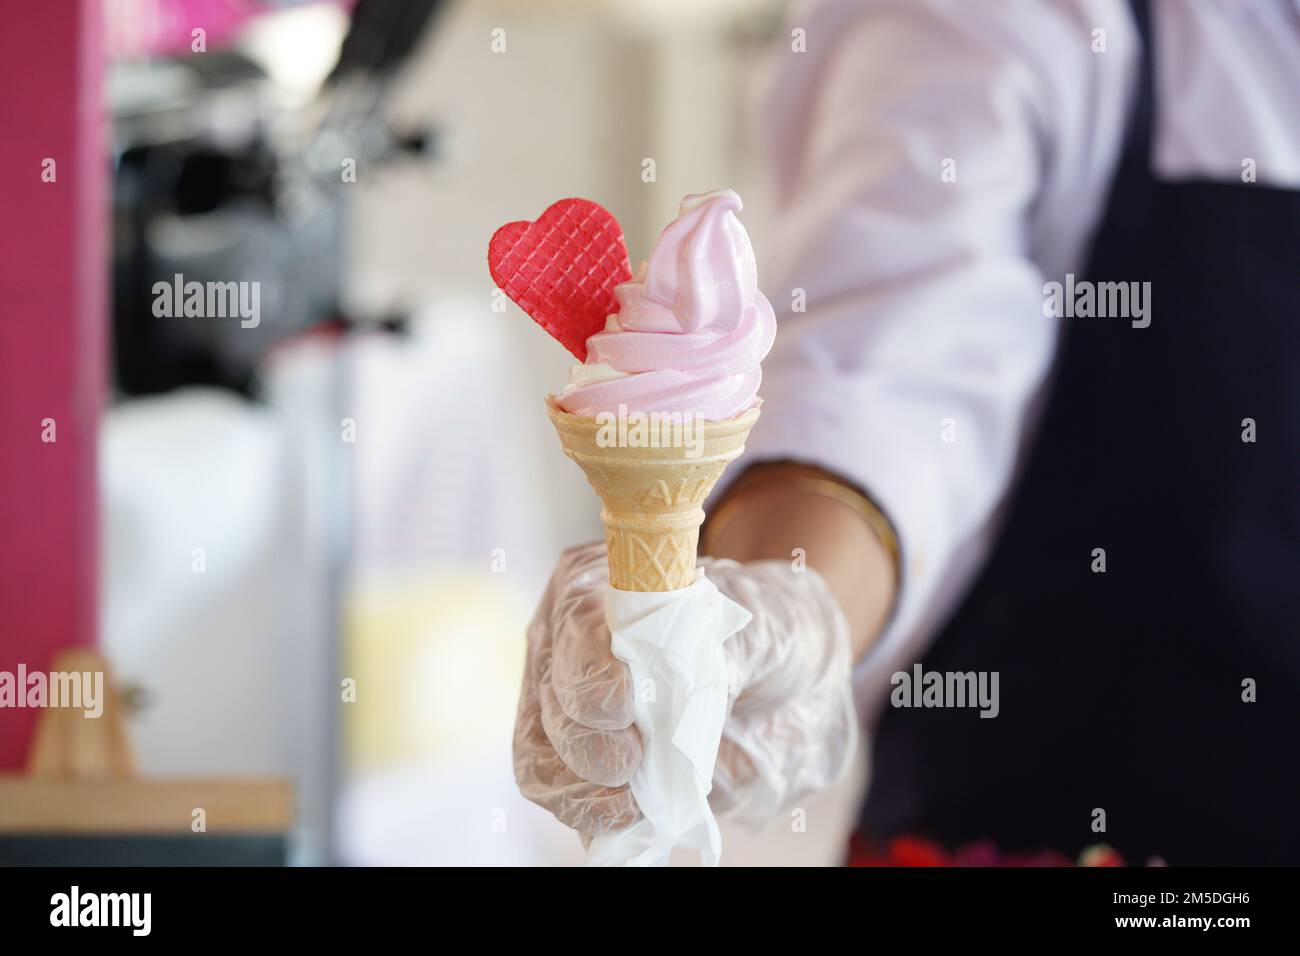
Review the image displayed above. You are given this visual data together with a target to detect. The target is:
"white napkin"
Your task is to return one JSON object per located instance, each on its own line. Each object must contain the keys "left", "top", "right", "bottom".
{"left": 584, "top": 571, "right": 752, "bottom": 867}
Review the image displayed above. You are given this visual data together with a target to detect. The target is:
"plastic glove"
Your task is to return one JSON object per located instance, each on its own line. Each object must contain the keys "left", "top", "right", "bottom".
{"left": 512, "top": 541, "right": 856, "bottom": 836}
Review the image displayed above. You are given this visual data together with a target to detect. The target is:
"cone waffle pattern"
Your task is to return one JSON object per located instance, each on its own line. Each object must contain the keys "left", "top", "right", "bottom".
{"left": 547, "top": 398, "right": 760, "bottom": 591}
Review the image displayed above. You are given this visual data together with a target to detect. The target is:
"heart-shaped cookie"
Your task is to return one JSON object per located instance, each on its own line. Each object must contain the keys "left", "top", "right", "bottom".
{"left": 488, "top": 198, "right": 633, "bottom": 361}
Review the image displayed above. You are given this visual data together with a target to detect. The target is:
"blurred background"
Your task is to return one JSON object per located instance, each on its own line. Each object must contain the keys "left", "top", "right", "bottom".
{"left": 0, "top": 0, "right": 862, "bottom": 865}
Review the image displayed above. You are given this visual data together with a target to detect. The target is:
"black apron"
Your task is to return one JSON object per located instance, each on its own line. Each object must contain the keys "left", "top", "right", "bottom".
{"left": 860, "top": 0, "right": 1300, "bottom": 865}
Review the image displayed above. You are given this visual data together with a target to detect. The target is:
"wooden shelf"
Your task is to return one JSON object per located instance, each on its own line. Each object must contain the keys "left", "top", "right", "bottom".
{"left": 1, "top": 649, "right": 294, "bottom": 839}
{"left": 0, "top": 776, "right": 293, "bottom": 834}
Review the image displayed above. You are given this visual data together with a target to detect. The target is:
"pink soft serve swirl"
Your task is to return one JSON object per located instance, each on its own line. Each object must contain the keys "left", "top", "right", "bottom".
{"left": 555, "top": 189, "right": 776, "bottom": 421}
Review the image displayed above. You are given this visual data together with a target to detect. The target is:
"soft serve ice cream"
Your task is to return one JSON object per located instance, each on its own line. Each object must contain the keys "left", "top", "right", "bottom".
{"left": 555, "top": 189, "right": 776, "bottom": 422}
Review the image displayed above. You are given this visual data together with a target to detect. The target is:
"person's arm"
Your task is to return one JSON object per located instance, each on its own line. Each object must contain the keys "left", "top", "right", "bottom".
{"left": 701, "top": 461, "right": 897, "bottom": 662}
{"left": 730, "top": 0, "right": 1125, "bottom": 682}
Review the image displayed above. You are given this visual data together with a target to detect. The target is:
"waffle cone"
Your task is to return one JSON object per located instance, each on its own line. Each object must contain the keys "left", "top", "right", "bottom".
{"left": 547, "top": 396, "right": 760, "bottom": 592}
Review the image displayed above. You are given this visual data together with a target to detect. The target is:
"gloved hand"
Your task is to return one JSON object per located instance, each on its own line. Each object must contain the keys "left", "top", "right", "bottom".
{"left": 512, "top": 541, "right": 857, "bottom": 836}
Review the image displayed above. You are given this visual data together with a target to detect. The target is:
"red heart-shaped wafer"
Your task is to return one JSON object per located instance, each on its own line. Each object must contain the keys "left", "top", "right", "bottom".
{"left": 488, "top": 198, "right": 633, "bottom": 361}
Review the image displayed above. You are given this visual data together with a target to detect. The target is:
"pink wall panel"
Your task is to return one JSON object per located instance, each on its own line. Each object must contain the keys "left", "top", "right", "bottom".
{"left": 0, "top": 1, "right": 107, "bottom": 768}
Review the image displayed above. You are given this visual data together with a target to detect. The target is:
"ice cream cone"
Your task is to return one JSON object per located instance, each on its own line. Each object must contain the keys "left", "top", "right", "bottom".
{"left": 546, "top": 396, "right": 760, "bottom": 592}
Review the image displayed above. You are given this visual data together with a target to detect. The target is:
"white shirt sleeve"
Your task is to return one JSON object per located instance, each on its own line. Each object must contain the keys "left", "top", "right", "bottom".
{"left": 744, "top": 0, "right": 1136, "bottom": 716}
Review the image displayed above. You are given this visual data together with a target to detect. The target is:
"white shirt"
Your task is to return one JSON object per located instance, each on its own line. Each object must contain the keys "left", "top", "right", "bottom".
{"left": 746, "top": 0, "right": 1300, "bottom": 720}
